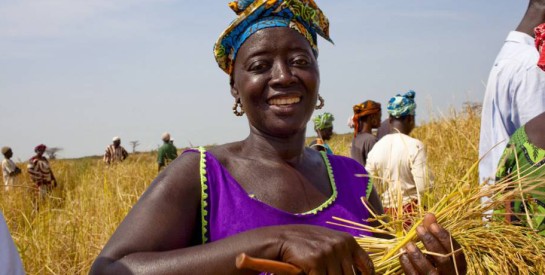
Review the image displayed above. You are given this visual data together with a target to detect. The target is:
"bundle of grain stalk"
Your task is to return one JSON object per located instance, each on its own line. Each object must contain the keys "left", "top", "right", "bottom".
{"left": 328, "top": 164, "right": 545, "bottom": 274}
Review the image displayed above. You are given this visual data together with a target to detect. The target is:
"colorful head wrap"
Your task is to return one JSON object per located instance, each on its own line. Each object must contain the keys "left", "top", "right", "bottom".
{"left": 34, "top": 144, "right": 47, "bottom": 153}
{"left": 214, "top": 0, "right": 333, "bottom": 74}
{"left": 535, "top": 23, "right": 545, "bottom": 71}
{"left": 313, "top": 112, "right": 334, "bottom": 130}
{"left": 352, "top": 100, "right": 381, "bottom": 137}
{"left": 387, "top": 90, "right": 417, "bottom": 118}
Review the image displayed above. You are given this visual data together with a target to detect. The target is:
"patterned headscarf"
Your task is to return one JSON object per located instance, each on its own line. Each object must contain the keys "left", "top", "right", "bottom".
{"left": 535, "top": 23, "right": 545, "bottom": 71}
{"left": 214, "top": 0, "right": 333, "bottom": 74}
{"left": 313, "top": 112, "right": 334, "bottom": 130}
{"left": 352, "top": 100, "right": 381, "bottom": 137}
{"left": 387, "top": 90, "right": 417, "bottom": 118}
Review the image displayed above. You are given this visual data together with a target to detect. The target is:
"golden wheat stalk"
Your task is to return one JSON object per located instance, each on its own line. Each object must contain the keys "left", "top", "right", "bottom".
{"left": 329, "top": 166, "right": 545, "bottom": 274}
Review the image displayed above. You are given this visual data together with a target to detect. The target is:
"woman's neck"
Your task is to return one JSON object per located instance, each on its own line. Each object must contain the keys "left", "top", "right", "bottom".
{"left": 241, "top": 127, "right": 308, "bottom": 164}
{"left": 360, "top": 122, "right": 373, "bottom": 134}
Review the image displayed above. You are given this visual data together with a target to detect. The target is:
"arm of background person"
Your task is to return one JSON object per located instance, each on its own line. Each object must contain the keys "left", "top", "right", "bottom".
{"left": 0, "top": 213, "right": 25, "bottom": 275}
{"left": 122, "top": 148, "right": 129, "bottom": 160}
{"left": 2, "top": 160, "right": 15, "bottom": 175}
{"left": 103, "top": 148, "right": 111, "bottom": 164}
{"left": 157, "top": 147, "right": 165, "bottom": 167}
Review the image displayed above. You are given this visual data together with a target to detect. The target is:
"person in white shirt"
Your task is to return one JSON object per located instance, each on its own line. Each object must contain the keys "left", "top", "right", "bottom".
{"left": 366, "top": 91, "right": 433, "bottom": 227}
{"left": 2, "top": 147, "right": 21, "bottom": 191}
{"left": 0, "top": 212, "right": 25, "bottom": 275}
{"left": 479, "top": 0, "right": 545, "bottom": 187}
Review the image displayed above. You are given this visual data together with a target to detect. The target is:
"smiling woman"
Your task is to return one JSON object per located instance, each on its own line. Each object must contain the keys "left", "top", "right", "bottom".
{"left": 90, "top": 1, "right": 466, "bottom": 274}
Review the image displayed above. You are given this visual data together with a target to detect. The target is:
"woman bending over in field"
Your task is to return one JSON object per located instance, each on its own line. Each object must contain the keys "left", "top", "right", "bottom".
{"left": 91, "top": 1, "right": 466, "bottom": 274}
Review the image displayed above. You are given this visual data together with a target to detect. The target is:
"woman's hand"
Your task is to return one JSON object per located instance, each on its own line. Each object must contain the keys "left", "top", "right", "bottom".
{"left": 399, "top": 214, "right": 467, "bottom": 275}
{"left": 275, "top": 224, "right": 375, "bottom": 275}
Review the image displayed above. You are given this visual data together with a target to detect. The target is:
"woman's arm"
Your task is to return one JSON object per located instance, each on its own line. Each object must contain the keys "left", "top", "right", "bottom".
{"left": 91, "top": 152, "right": 375, "bottom": 275}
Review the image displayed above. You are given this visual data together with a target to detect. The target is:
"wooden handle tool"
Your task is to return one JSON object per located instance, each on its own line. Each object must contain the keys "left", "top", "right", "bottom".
{"left": 236, "top": 253, "right": 303, "bottom": 275}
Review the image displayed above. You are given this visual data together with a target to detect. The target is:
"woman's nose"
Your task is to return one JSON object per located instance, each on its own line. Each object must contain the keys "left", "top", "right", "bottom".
{"left": 270, "top": 61, "right": 296, "bottom": 87}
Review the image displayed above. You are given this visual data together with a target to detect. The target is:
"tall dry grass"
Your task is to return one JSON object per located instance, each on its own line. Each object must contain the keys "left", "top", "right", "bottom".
{"left": 0, "top": 154, "right": 157, "bottom": 274}
{"left": 0, "top": 106, "right": 540, "bottom": 274}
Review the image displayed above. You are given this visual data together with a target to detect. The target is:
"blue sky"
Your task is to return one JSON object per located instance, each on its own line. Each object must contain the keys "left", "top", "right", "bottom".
{"left": 0, "top": 1, "right": 527, "bottom": 159}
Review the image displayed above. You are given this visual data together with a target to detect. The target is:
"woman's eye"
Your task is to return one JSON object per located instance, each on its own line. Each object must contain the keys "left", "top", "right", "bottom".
{"left": 292, "top": 57, "right": 310, "bottom": 66}
{"left": 248, "top": 61, "right": 269, "bottom": 72}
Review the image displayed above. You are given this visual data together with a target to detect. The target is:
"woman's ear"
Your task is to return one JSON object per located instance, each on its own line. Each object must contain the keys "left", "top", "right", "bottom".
{"left": 230, "top": 86, "right": 239, "bottom": 99}
{"left": 230, "top": 76, "right": 239, "bottom": 99}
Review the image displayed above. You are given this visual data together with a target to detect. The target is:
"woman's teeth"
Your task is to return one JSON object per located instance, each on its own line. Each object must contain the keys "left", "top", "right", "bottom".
{"left": 268, "top": 97, "right": 301, "bottom": 105}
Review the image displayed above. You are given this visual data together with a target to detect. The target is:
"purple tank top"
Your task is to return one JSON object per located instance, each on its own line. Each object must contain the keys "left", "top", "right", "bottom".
{"left": 186, "top": 148, "right": 373, "bottom": 243}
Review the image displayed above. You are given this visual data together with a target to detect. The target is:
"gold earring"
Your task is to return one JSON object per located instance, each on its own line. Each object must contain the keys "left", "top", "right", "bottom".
{"left": 232, "top": 99, "right": 245, "bottom": 116}
{"left": 315, "top": 95, "right": 325, "bottom": 110}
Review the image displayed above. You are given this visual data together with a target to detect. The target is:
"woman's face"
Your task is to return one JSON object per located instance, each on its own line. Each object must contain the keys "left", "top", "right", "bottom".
{"left": 231, "top": 27, "right": 320, "bottom": 137}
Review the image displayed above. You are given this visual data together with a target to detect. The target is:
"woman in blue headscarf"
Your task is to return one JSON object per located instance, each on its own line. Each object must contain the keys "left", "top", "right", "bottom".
{"left": 91, "top": 2, "right": 465, "bottom": 275}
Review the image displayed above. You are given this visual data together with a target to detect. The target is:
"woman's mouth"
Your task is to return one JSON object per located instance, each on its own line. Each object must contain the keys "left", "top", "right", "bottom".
{"left": 267, "top": 96, "right": 301, "bottom": 106}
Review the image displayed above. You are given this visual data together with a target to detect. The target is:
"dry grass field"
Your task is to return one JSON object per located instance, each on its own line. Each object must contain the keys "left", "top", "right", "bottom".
{"left": 1, "top": 107, "right": 543, "bottom": 274}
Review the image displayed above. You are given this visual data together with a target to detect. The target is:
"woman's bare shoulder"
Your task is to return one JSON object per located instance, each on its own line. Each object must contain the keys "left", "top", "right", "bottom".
{"left": 205, "top": 142, "right": 245, "bottom": 164}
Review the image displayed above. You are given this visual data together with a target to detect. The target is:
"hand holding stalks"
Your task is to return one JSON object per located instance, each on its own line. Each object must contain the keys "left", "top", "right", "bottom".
{"left": 399, "top": 214, "right": 466, "bottom": 275}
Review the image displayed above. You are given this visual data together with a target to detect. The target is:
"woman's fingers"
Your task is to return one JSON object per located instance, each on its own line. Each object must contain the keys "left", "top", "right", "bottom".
{"left": 399, "top": 253, "right": 420, "bottom": 275}
{"left": 417, "top": 224, "right": 447, "bottom": 256}
{"left": 418, "top": 213, "right": 467, "bottom": 275}
{"left": 278, "top": 226, "right": 375, "bottom": 275}
{"left": 341, "top": 257, "right": 357, "bottom": 275}
{"left": 422, "top": 213, "right": 437, "bottom": 227}
{"left": 352, "top": 245, "right": 375, "bottom": 275}
{"left": 402, "top": 242, "right": 438, "bottom": 275}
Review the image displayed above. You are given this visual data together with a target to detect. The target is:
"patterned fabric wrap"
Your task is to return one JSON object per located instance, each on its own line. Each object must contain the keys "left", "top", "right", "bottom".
{"left": 352, "top": 100, "right": 381, "bottom": 137}
{"left": 34, "top": 144, "right": 46, "bottom": 153}
{"left": 313, "top": 112, "right": 334, "bottom": 130}
{"left": 27, "top": 157, "right": 53, "bottom": 186}
{"left": 214, "top": 0, "right": 332, "bottom": 74}
{"left": 387, "top": 90, "right": 417, "bottom": 118}
{"left": 535, "top": 23, "right": 545, "bottom": 71}
{"left": 495, "top": 126, "right": 545, "bottom": 235}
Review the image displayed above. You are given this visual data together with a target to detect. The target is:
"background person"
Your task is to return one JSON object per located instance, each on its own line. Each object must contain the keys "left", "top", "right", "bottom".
{"left": 91, "top": 1, "right": 465, "bottom": 274}
{"left": 350, "top": 100, "right": 381, "bottom": 167}
{"left": 157, "top": 132, "right": 178, "bottom": 172}
{"left": 366, "top": 91, "right": 434, "bottom": 227}
{"left": 376, "top": 119, "right": 391, "bottom": 141}
{"left": 479, "top": 0, "right": 545, "bottom": 189}
{"left": 103, "top": 137, "right": 129, "bottom": 165}
{"left": 28, "top": 144, "right": 57, "bottom": 199}
{"left": 2, "top": 146, "right": 21, "bottom": 191}
{"left": 309, "top": 112, "right": 335, "bottom": 154}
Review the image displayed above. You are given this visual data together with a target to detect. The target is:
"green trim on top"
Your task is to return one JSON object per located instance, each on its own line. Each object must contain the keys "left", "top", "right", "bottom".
{"left": 198, "top": 147, "right": 209, "bottom": 244}
{"left": 300, "top": 151, "right": 338, "bottom": 215}
{"left": 366, "top": 178, "right": 374, "bottom": 200}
